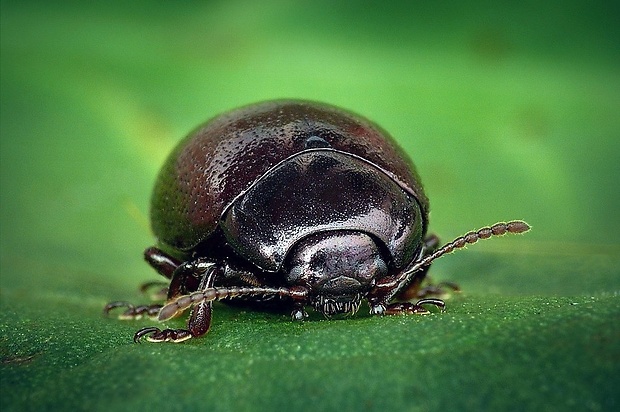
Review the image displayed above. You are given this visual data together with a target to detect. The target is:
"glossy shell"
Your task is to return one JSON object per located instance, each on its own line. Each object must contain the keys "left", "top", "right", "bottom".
{"left": 151, "top": 100, "right": 429, "bottom": 255}
{"left": 222, "top": 150, "right": 423, "bottom": 271}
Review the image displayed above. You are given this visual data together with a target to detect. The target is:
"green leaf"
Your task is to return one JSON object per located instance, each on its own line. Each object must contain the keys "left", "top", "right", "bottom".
{"left": 2, "top": 1, "right": 619, "bottom": 411}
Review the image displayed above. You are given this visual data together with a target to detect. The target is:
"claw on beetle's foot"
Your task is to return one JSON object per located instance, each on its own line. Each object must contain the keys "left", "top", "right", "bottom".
{"left": 291, "top": 308, "right": 309, "bottom": 321}
{"left": 369, "top": 304, "right": 386, "bottom": 316}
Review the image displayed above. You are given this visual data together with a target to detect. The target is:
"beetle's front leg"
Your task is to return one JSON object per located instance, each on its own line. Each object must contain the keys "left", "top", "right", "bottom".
{"left": 134, "top": 260, "right": 219, "bottom": 343}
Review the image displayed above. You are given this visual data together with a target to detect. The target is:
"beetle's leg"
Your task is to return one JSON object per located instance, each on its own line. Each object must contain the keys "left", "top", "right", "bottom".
{"left": 140, "top": 270, "right": 311, "bottom": 343}
{"left": 144, "top": 247, "right": 182, "bottom": 279}
{"left": 383, "top": 299, "right": 446, "bottom": 316}
{"left": 186, "top": 264, "right": 219, "bottom": 338}
{"left": 369, "top": 280, "right": 449, "bottom": 316}
{"left": 103, "top": 301, "right": 162, "bottom": 320}
{"left": 133, "top": 261, "right": 219, "bottom": 343}
{"left": 138, "top": 247, "right": 183, "bottom": 299}
{"left": 103, "top": 253, "right": 197, "bottom": 321}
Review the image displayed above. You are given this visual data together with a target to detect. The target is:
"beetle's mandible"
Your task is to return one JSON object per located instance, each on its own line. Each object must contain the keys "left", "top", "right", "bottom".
{"left": 104, "top": 100, "right": 529, "bottom": 343}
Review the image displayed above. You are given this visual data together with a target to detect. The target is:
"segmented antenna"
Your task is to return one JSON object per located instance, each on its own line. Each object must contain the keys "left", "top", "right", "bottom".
{"left": 158, "top": 285, "right": 308, "bottom": 321}
{"left": 384, "top": 220, "right": 530, "bottom": 301}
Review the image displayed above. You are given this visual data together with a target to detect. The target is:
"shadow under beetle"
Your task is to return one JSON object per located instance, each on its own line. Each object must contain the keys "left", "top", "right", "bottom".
{"left": 104, "top": 100, "right": 529, "bottom": 343}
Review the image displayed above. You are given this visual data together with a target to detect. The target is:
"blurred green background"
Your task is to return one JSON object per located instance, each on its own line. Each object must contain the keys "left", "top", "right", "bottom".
{"left": 1, "top": 1, "right": 618, "bottom": 411}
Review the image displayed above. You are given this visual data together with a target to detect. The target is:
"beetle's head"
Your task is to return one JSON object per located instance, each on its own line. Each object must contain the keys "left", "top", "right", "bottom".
{"left": 284, "top": 231, "right": 388, "bottom": 317}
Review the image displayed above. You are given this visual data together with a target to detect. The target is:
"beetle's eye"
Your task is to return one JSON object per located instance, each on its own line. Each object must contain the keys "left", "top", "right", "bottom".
{"left": 305, "top": 135, "right": 331, "bottom": 149}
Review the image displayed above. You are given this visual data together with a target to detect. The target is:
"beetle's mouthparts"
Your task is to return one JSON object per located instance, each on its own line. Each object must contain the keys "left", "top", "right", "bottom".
{"left": 314, "top": 293, "right": 363, "bottom": 317}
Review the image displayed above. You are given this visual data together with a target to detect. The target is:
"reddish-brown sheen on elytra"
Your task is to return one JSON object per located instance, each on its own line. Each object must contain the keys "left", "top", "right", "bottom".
{"left": 151, "top": 100, "right": 428, "bottom": 253}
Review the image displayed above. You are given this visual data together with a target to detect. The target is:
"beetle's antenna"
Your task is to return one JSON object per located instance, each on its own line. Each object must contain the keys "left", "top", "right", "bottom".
{"left": 158, "top": 286, "right": 309, "bottom": 321}
{"left": 379, "top": 221, "right": 530, "bottom": 301}
{"left": 409, "top": 220, "right": 529, "bottom": 275}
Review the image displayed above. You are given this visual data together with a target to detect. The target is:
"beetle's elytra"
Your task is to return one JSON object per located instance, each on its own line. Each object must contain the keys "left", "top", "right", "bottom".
{"left": 105, "top": 100, "right": 529, "bottom": 343}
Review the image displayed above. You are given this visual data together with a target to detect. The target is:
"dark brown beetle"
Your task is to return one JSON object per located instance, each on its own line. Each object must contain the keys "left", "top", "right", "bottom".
{"left": 105, "top": 100, "right": 529, "bottom": 343}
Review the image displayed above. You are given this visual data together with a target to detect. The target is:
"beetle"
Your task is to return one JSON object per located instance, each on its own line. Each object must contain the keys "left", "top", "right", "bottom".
{"left": 104, "top": 100, "right": 529, "bottom": 343}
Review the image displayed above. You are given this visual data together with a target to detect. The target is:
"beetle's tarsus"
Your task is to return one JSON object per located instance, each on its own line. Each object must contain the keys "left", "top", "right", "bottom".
{"left": 103, "top": 301, "right": 134, "bottom": 315}
{"left": 384, "top": 298, "right": 446, "bottom": 315}
{"left": 133, "top": 326, "right": 160, "bottom": 343}
{"left": 103, "top": 301, "right": 162, "bottom": 320}
{"left": 384, "top": 302, "right": 429, "bottom": 315}
{"left": 415, "top": 298, "right": 446, "bottom": 311}
{"left": 133, "top": 327, "right": 192, "bottom": 343}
